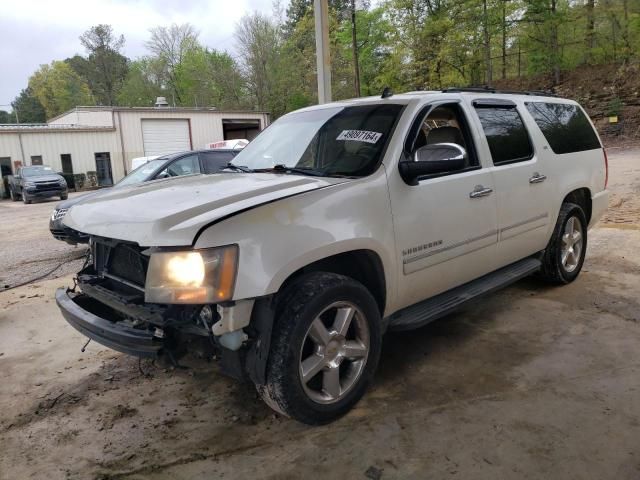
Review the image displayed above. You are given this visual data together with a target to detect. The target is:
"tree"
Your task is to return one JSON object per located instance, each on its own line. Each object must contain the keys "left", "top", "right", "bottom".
{"left": 176, "top": 47, "right": 247, "bottom": 109}
{"left": 12, "top": 88, "right": 46, "bottom": 123}
{"left": 117, "top": 58, "right": 166, "bottom": 106}
{"left": 76, "top": 24, "right": 129, "bottom": 105}
{"left": 145, "top": 23, "right": 200, "bottom": 104}
{"left": 28, "top": 61, "right": 94, "bottom": 118}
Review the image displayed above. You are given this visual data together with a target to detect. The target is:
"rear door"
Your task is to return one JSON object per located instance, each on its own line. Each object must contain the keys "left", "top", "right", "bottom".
{"left": 468, "top": 97, "right": 554, "bottom": 267}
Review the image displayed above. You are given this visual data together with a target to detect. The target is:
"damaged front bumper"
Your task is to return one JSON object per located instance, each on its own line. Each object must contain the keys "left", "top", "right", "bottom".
{"left": 56, "top": 288, "right": 163, "bottom": 358}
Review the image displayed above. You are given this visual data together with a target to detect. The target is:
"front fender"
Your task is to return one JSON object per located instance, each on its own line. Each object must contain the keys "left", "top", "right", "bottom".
{"left": 194, "top": 172, "right": 398, "bottom": 314}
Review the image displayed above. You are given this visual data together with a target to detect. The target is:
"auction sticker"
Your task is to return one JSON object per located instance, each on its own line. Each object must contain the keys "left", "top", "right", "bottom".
{"left": 336, "top": 130, "right": 382, "bottom": 144}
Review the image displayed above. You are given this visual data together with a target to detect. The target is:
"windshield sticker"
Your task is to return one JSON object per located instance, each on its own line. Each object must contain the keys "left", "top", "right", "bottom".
{"left": 336, "top": 130, "right": 382, "bottom": 144}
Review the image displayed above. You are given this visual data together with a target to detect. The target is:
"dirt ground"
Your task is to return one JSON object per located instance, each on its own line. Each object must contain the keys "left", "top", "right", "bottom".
{"left": 1, "top": 149, "right": 639, "bottom": 480}
{"left": 0, "top": 193, "right": 87, "bottom": 290}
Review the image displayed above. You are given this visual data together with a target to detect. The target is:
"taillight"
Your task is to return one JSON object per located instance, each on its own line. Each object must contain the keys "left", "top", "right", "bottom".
{"left": 603, "top": 148, "right": 609, "bottom": 188}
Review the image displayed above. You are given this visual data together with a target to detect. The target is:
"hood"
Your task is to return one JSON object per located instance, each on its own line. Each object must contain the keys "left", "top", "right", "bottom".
{"left": 27, "top": 174, "right": 64, "bottom": 182}
{"left": 63, "top": 173, "right": 347, "bottom": 246}
{"left": 55, "top": 190, "right": 109, "bottom": 210}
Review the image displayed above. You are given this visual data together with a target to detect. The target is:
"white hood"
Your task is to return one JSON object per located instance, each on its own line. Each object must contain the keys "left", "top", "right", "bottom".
{"left": 64, "top": 173, "right": 346, "bottom": 246}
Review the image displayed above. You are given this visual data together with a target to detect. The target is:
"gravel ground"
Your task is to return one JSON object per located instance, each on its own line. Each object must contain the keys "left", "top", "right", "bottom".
{"left": 0, "top": 193, "right": 88, "bottom": 291}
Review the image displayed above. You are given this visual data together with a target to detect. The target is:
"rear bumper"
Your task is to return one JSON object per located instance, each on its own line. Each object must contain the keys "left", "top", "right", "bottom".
{"left": 589, "top": 189, "right": 609, "bottom": 229}
{"left": 56, "top": 288, "right": 162, "bottom": 358}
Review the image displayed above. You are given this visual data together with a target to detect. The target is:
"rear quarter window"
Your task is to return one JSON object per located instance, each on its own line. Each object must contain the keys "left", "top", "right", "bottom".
{"left": 524, "top": 102, "right": 601, "bottom": 154}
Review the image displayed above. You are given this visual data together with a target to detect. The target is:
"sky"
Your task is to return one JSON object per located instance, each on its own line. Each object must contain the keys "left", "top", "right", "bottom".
{"left": 0, "top": 0, "right": 275, "bottom": 109}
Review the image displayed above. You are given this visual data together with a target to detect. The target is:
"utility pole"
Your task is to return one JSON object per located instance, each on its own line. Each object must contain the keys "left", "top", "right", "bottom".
{"left": 351, "top": 0, "right": 361, "bottom": 97}
{"left": 314, "top": 0, "right": 332, "bottom": 104}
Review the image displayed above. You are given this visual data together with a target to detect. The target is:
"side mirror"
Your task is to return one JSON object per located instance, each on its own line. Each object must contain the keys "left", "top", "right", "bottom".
{"left": 399, "top": 143, "right": 467, "bottom": 185}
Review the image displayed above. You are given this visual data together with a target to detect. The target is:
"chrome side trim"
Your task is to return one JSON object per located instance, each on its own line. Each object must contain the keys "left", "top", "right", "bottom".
{"left": 499, "top": 213, "right": 548, "bottom": 236}
{"left": 403, "top": 229, "right": 498, "bottom": 265}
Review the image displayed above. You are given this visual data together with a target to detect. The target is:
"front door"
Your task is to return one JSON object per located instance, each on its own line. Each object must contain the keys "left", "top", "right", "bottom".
{"left": 469, "top": 98, "right": 554, "bottom": 267}
{"left": 389, "top": 102, "right": 499, "bottom": 310}
{"left": 95, "top": 152, "right": 113, "bottom": 186}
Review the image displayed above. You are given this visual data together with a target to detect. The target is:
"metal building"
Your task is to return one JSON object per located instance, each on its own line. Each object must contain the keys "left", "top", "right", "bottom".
{"left": 0, "top": 104, "right": 269, "bottom": 197}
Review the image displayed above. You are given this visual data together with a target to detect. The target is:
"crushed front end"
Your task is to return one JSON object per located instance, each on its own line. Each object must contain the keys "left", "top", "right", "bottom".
{"left": 56, "top": 237, "right": 267, "bottom": 379}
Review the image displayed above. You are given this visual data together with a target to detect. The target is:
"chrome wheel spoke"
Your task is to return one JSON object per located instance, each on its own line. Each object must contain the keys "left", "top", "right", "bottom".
{"left": 572, "top": 230, "right": 582, "bottom": 244}
{"left": 309, "top": 318, "right": 331, "bottom": 346}
{"left": 323, "top": 366, "right": 341, "bottom": 400}
{"left": 333, "top": 307, "right": 355, "bottom": 336}
{"left": 343, "top": 340, "right": 367, "bottom": 359}
{"left": 299, "top": 301, "right": 370, "bottom": 404}
{"left": 301, "top": 353, "right": 325, "bottom": 384}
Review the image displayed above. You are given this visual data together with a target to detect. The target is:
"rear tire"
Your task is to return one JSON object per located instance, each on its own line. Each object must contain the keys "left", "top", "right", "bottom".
{"left": 539, "top": 202, "right": 587, "bottom": 284}
{"left": 260, "top": 272, "right": 382, "bottom": 425}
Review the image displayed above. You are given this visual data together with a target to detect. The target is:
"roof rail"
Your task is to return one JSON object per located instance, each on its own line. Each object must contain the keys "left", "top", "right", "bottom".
{"left": 442, "top": 87, "right": 557, "bottom": 97}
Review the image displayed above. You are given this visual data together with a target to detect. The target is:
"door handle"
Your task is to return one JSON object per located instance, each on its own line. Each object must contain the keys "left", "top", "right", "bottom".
{"left": 469, "top": 185, "right": 493, "bottom": 198}
{"left": 529, "top": 172, "right": 547, "bottom": 184}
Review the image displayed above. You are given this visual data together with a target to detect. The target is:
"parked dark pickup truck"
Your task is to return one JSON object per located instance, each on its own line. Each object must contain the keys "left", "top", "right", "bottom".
{"left": 8, "top": 165, "right": 68, "bottom": 204}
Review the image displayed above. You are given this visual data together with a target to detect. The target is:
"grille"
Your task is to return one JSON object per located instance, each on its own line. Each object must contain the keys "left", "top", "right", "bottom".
{"left": 35, "top": 181, "right": 62, "bottom": 192}
{"left": 52, "top": 208, "right": 68, "bottom": 221}
{"left": 110, "top": 244, "right": 148, "bottom": 286}
{"left": 92, "top": 240, "right": 148, "bottom": 287}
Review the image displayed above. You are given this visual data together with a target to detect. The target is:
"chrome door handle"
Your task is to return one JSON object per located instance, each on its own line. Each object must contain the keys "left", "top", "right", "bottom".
{"left": 469, "top": 185, "right": 493, "bottom": 198}
{"left": 529, "top": 172, "right": 547, "bottom": 184}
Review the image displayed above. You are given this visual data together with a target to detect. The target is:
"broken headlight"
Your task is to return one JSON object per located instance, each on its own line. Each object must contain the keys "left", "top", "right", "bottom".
{"left": 145, "top": 245, "right": 238, "bottom": 304}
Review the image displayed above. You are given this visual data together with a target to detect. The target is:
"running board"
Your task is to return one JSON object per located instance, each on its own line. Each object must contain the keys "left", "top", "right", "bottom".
{"left": 388, "top": 257, "right": 542, "bottom": 331}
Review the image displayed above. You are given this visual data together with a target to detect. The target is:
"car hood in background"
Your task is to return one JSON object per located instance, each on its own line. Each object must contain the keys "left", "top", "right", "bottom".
{"left": 55, "top": 189, "right": 110, "bottom": 210}
{"left": 63, "top": 173, "right": 347, "bottom": 246}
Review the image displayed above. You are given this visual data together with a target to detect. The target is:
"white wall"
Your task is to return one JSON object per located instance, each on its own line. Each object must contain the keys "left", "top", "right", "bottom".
{"left": 0, "top": 110, "right": 270, "bottom": 183}
{"left": 117, "top": 110, "right": 269, "bottom": 171}
{"left": 0, "top": 129, "right": 124, "bottom": 181}
{"left": 49, "top": 110, "right": 113, "bottom": 127}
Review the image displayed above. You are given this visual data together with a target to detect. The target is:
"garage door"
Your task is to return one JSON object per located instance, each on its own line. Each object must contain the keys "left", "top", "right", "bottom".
{"left": 141, "top": 119, "right": 191, "bottom": 156}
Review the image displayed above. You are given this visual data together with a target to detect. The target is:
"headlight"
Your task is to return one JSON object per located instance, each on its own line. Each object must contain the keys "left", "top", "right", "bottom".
{"left": 144, "top": 245, "right": 238, "bottom": 304}
{"left": 24, "top": 181, "right": 36, "bottom": 187}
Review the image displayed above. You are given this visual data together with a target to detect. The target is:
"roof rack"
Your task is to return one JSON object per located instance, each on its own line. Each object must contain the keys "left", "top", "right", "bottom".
{"left": 442, "top": 87, "right": 557, "bottom": 97}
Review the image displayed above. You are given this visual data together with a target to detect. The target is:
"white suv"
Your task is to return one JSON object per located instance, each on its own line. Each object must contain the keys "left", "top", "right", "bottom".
{"left": 56, "top": 89, "right": 608, "bottom": 424}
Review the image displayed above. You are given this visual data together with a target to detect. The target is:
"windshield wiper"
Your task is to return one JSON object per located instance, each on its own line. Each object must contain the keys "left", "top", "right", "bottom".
{"left": 253, "top": 164, "right": 326, "bottom": 177}
{"left": 223, "top": 163, "right": 254, "bottom": 173}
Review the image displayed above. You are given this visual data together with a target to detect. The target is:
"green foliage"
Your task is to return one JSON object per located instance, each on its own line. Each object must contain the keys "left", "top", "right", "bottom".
{"left": 12, "top": 88, "right": 46, "bottom": 123}
{"left": 28, "top": 61, "right": 94, "bottom": 118}
{"left": 76, "top": 24, "right": 129, "bottom": 105}
{"left": 9, "top": 6, "right": 640, "bottom": 122}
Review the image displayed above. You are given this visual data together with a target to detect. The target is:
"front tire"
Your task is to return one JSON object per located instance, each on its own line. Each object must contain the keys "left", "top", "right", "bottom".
{"left": 539, "top": 202, "right": 587, "bottom": 284}
{"left": 9, "top": 189, "right": 17, "bottom": 201}
{"left": 261, "top": 272, "right": 382, "bottom": 425}
{"left": 22, "top": 192, "right": 31, "bottom": 204}
{"left": 60, "top": 193, "right": 68, "bottom": 200}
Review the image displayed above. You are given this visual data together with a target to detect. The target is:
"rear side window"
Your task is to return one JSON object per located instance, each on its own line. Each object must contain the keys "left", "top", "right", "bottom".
{"left": 201, "top": 151, "right": 236, "bottom": 173}
{"left": 525, "top": 102, "right": 601, "bottom": 154}
{"left": 474, "top": 107, "right": 534, "bottom": 165}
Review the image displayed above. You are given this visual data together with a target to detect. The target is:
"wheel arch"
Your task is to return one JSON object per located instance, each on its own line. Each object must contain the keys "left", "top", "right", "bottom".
{"left": 562, "top": 187, "right": 592, "bottom": 224}
{"left": 275, "top": 249, "right": 387, "bottom": 315}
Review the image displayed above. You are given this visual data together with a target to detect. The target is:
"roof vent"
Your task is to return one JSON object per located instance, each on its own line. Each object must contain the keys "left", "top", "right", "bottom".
{"left": 154, "top": 97, "right": 169, "bottom": 107}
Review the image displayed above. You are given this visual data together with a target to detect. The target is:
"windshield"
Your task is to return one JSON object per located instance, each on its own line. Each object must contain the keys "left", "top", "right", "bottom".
{"left": 22, "top": 166, "right": 54, "bottom": 177}
{"left": 230, "top": 104, "right": 404, "bottom": 177}
{"left": 116, "top": 158, "right": 168, "bottom": 187}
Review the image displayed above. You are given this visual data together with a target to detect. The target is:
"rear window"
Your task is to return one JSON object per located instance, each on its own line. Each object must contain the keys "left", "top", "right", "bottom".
{"left": 525, "top": 102, "right": 601, "bottom": 154}
{"left": 474, "top": 107, "right": 534, "bottom": 165}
